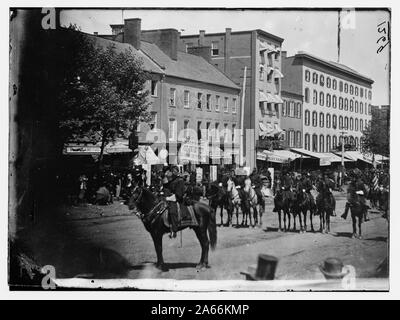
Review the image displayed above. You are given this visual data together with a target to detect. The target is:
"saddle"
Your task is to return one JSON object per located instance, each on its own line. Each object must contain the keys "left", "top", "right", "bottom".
{"left": 162, "top": 202, "right": 199, "bottom": 229}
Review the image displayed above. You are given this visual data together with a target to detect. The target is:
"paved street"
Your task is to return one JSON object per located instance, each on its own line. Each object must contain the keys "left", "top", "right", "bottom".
{"left": 27, "top": 189, "right": 388, "bottom": 287}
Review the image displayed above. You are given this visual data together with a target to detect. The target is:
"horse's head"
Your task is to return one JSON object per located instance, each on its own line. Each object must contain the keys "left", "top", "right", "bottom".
{"left": 227, "top": 178, "right": 234, "bottom": 192}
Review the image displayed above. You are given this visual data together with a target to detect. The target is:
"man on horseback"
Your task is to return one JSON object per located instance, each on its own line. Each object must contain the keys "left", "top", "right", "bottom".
{"left": 273, "top": 171, "right": 293, "bottom": 212}
{"left": 163, "top": 166, "right": 185, "bottom": 238}
{"left": 297, "top": 172, "right": 316, "bottom": 206}
{"left": 249, "top": 168, "right": 265, "bottom": 211}
{"left": 341, "top": 174, "right": 369, "bottom": 221}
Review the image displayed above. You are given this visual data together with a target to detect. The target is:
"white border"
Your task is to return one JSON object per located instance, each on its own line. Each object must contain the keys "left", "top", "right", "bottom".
{"left": 1, "top": 0, "right": 398, "bottom": 300}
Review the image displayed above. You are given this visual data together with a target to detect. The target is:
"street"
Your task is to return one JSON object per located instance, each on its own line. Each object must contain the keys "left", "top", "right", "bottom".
{"left": 27, "top": 190, "right": 388, "bottom": 287}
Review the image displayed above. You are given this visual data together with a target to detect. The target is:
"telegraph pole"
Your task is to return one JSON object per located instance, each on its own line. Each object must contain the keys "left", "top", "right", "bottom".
{"left": 239, "top": 66, "right": 247, "bottom": 167}
{"left": 339, "top": 130, "right": 347, "bottom": 186}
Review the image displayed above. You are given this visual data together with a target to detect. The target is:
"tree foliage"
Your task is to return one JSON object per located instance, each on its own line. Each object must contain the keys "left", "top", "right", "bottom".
{"left": 57, "top": 27, "right": 150, "bottom": 164}
{"left": 361, "top": 116, "right": 389, "bottom": 156}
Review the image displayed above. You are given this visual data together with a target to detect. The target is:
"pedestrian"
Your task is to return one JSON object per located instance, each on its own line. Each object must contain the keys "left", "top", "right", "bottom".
{"left": 78, "top": 174, "right": 88, "bottom": 204}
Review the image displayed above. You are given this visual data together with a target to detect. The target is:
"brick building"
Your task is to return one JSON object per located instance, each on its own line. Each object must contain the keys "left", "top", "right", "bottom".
{"left": 280, "top": 90, "right": 303, "bottom": 149}
{"left": 100, "top": 19, "right": 241, "bottom": 165}
{"left": 282, "top": 51, "right": 374, "bottom": 153}
{"left": 180, "top": 28, "right": 284, "bottom": 169}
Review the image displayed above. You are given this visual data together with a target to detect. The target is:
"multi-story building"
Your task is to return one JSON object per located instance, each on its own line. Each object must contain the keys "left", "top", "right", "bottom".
{"left": 180, "top": 29, "right": 284, "bottom": 169}
{"left": 281, "top": 90, "right": 303, "bottom": 149}
{"left": 100, "top": 19, "right": 241, "bottom": 165}
{"left": 282, "top": 51, "right": 374, "bottom": 153}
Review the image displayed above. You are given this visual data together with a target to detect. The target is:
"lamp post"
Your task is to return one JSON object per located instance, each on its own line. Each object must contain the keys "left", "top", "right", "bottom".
{"left": 339, "top": 129, "right": 348, "bottom": 186}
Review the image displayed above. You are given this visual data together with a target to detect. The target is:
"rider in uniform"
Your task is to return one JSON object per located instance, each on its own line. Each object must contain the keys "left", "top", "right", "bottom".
{"left": 273, "top": 170, "right": 293, "bottom": 212}
{"left": 164, "top": 166, "right": 185, "bottom": 238}
{"left": 249, "top": 168, "right": 265, "bottom": 210}
{"left": 341, "top": 173, "right": 369, "bottom": 221}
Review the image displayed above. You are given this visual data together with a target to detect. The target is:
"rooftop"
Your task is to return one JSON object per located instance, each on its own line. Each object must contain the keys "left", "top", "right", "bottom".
{"left": 181, "top": 29, "right": 284, "bottom": 43}
{"left": 294, "top": 51, "right": 374, "bottom": 84}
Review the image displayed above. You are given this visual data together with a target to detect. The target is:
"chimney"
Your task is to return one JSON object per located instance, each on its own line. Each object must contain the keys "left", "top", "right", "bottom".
{"left": 187, "top": 46, "right": 211, "bottom": 63}
{"left": 199, "top": 30, "right": 206, "bottom": 46}
{"left": 93, "top": 32, "right": 98, "bottom": 36}
{"left": 141, "top": 29, "right": 179, "bottom": 60}
{"left": 224, "top": 28, "right": 232, "bottom": 75}
{"left": 124, "top": 18, "right": 141, "bottom": 49}
{"left": 281, "top": 50, "right": 287, "bottom": 60}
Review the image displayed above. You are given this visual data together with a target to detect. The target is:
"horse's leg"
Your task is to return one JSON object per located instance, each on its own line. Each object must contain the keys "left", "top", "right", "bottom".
{"left": 283, "top": 210, "right": 287, "bottom": 232}
{"left": 319, "top": 209, "right": 323, "bottom": 233}
{"left": 254, "top": 206, "right": 258, "bottom": 228}
{"left": 303, "top": 210, "right": 307, "bottom": 232}
{"left": 278, "top": 210, "right": 282, "bottom": 232}
{"left": 351, "top": 212, "right": 357, "bottom": 238}
{"left": 326, "top": 210, "right": 331, "bottom": 233}
{"left": 358, "top": 215, "right": 363, "bottom": 239}
{"left": 151, "top": 231, "right": 167, "bottom": 271}
{"left": 310, "top": 209, "right": 315, "bottom": 232}
{"left": 194, "top": 227, "right": 210, "bottom": 269}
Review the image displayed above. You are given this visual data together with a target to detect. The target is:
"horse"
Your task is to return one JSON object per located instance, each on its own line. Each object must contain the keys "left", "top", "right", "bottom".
{"left": 293, "top": 189, "right": 316, "bottom": 233}
{"left": 243, "top": 179, "right": 259, "bottom": 228}
{"left": 316, "top": 188, "right": 335, "bottom": 233}
{"left": 226, "top": 178, "right": 242, "bottom": 226}
{"left": 349, "top": 194, "right": 368, "bottom": 239}
{"left": 206, "top": 182, "right": 228, "bottom": 226}
{"left": 127, "top": 186, "right": 217, "bottom": 271}
{"left": 273, "top": 187, "right": 293, "bottom": 232}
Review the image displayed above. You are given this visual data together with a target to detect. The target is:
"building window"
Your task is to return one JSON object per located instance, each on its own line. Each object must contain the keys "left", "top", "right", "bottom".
{"left": 333, "top": 135, "right": 337, "bottom": 148}
{"left": 290, "top": 101, "right": 295, "bottom": 117}
{"left": 296, "top": 103, "right": 302, "bottom": 118}
{"left": 206, "top": 94, "right": 211, "bottom": 110}
{"left": 289, "top": 130, "right": 295, "bottom": 147}
{"left": 184, "top": 90, "right": 190, "bottom": 108}
{"left": 211, "top": 41, "right": 219, "bottom": 56}
{"left": 344, "top": 98, "right": 348, "bottom": 111}
{"left": 282, "top": 101, "right": 287, "bottom": 117}
{"left": 312, "top": 72, "right": 318, "bottom": 84}
{"left": 232, "top": 124, "right": 237, "bottom": 143}
{"left": 355, "top": 137, "right": 359, "bottom": 149}
{"left": 350, "top": 85, "right": 354, "bottom": 95}
{"left": 185, "top": 43, "right": 193, "bottom": 53}
{"left": 339, "top": 81, "right": 343, "bottom": 92}
{"left": 368, "top": 90, "right": 372, "bottom": 100}
{"left": 223, "top": 123, "right": 229, "bottom": 143}
{"left": 332, "top": 95, "right": 337, "bottom": 108}
{"left": 232, "top": 98, "right": 237, "bottom": 114}
{"left": 360, "top": 102, "right": 363, "bottom": 114}
{"left": 339, "top": 97, "right": 343, "bottom": 110}
{"left": 319, "top": 135, "right": 325, "bottom": 152}
{"left": 206, "top": 122, "right": 211, "bottom": 140}
{"left": 170, "top": 88, "right": 176, "bottom": 106}
{"left": 312, "top": 134, "right": 318, "bottom": 152}
{"left": 197, "top": 92, "right": 203, "bottom": 109}
{"left": 333, "top": 79, "right": 337, "bottom": 90}
{"left": 327, "top": 77, "right": 331, "bottom": 88}
{"left": 368, "top": 104, "right": 372, "bottom": 115}
{"left": 319, "top": 112, "right": 324, "bottom": 127}
{"left": 344, "top": 116, "right": 349, "bottom": 130}
{"left": 305, "top": 88, "right": 310, "bottom": 103}
{"left": 339, "top": 116, "right": 343, "bottom": 129}
{"left": 151, "top": 80, "right": 158, "bottom": 96}
{"left": 305, "top": 110, "right": 310, "bottom": 126}
{"left": 215, "top": 95, "right": 220, "bottom": 111}
{"left": 360, "top": 87, "right": 363, "bottom": 98}
{"left": 344, "top": 83, "right": 348, "bottom": 93}
{"left": 224, "top": 97, "right": 229, "bottom": 112}
{"left": 326, "top": 94, "right": 331, "bottom": 107}
{"left": 305, "top": 70, "right": 311, "bottom": 82}
{"left": 259, "top": 65, "right": 265, "bottom": 81}
{"left": 350, "top": 117, "right": 354, "bottom": 131}
{"left": 355, "top": 118, "right": 359, "bottom": 131}
{"left": 355, "top": 86, "right": 359, "bottom": 96}
{"left": 326, "top": 113, "right": 331, "bottom": 128}
{"left": 275, "top": 104, "right": 280, "bottom": 118}
{"left": 319, "top": 92, "right": 324, "bottom": 106}
{"left": 296, "top": 131, "right": 302, "bottom": 148}
{"left": 350, "top": 99, "right": 354, "bottom": 112}
{"left": 360, "top": 119, "right": 363, "bottom": 132}
{"left": 305, "top": 133, "right": 310, "bottom": 150}
{"left": 333, "top": 114, "right": 337, "bottom": 129}
{"left": 326, "top": 135, "right": 331, "bottom": 152}
{"left": 197, "top": 121, "right": 202, "bottom": 140}
{"left": 169, "top": 118, "right": 177, "bottom": 141}
{"left": 312, "top": 111, "right": 317, "bottom": 127}
{"left": 313, "top": 90, "right": 318, "bottom": 105}
{"left": 320, "top": 75, "right": 325, "bottom": 86}
{"left": 355, "top": 101, "right": 358, "bottom": 113}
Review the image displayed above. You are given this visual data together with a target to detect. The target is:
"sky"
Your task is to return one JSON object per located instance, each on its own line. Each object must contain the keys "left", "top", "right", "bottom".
{"left": 61, "top": 8, "right": 390, "bottom": 106}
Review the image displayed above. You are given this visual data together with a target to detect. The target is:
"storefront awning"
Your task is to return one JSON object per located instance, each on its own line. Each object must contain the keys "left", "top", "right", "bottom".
{"left": 259, "top": 123, "right": 284, "bottom": 138}
{"left": 320, "top": 153, "right": 352, "bottom": 163}
{"left": 273, "top": 94, "right": 284, "bottom": 104}
{"left": 332, "top": 151, "right": 383, "bottom": 165}
{"left": 259, "top": 91, "right": 275, "bottom": 103}
{"left": 63, "top": 139, "right": 131, "bottom": 155}
{"left": 257, "top": 149, "right": 305, "bottom": 163}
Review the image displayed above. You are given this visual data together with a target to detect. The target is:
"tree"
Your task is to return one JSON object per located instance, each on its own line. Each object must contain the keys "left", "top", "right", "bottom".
{"left": 361, "top": 118, "right": 389, "bottom": 157}
{"left": 57, "top": 27, "right": 150, "bottom": 168}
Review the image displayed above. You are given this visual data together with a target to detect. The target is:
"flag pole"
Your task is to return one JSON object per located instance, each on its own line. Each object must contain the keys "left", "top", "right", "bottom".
{"left": 337, "top": 10, "right": 341, "bottom": 63}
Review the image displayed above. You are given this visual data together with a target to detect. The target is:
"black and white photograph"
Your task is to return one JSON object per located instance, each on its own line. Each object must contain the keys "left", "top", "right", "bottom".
{"left": 6, "top": 3, "right": 393, "bottom": 294}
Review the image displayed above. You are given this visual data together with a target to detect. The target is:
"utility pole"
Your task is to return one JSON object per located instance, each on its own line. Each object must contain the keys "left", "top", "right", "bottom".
{"left": 339, "top": 130, "right": 347, "bottom": 186}
{"left": 239, "top": 66, "right": 247, "bottom": 167}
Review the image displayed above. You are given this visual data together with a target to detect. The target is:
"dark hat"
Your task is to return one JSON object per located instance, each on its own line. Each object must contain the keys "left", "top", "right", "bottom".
{"left": 319, "top": 258, "right": 349, "bottom": 280}
{"left": 241, "top": 254, "right": 278, "bottom": 280}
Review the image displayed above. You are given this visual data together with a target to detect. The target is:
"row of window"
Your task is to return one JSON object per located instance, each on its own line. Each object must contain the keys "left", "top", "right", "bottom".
{"left": 282, "top": 100, "right": 302, "bottom": 118}
{"left": 283, "top": 130, "right": 302, "bottom": 148}
{"left": 304, "top": 111, "right": 371, "bottom": 132}
{"left": 168, "top": 88, "right": 237, "bottom": 114}
{"left": 168, "top": 118, "right": 238, "bottom": 142}
{"left": 304, "top": 70, "right": 372, "bottom": 100}
{"left": 304, "top": 88, "right": 372, "bottom": 115}
{"left": 304, "top": 133, "right": 362, "bottom": 153}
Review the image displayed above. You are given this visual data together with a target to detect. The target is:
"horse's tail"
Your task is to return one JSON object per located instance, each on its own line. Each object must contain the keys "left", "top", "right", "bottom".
{"left": 208, "top": 205, "right": 217, "bottom": 251}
